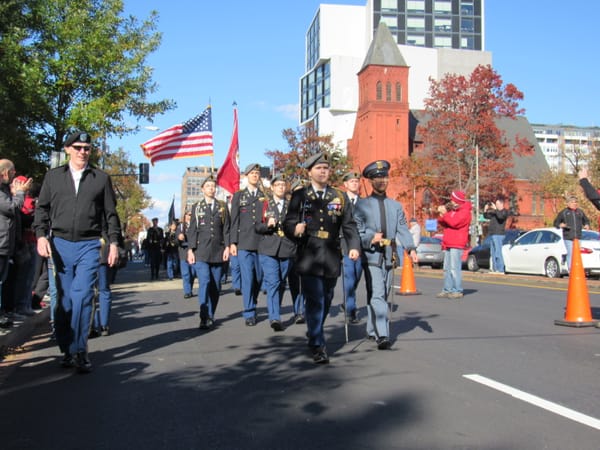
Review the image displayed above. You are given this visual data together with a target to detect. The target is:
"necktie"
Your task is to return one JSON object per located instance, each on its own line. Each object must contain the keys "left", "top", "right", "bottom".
{"left": 317, "top": 191, "right": 323, "bottom": 199}
{"left": 352, "top": 197, "right": 356, "bottom": 206}
{"left": 277, "top": 201, "right": 283, "bottom": 214}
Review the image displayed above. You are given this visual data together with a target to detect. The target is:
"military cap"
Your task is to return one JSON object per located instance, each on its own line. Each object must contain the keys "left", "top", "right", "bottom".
{"left": 64, "top": 131, "right": 92, "bottom": 147}
{"left": 201, "top": 175, "right": 216, "bottom": 187}
{"left": 270, "top": 173, "right": 287, "bottom": 184}
{"left": 362, "top": 160, "right": 391, "bottom": 179}
{"left": 343, "top": 171, "right": 361, "bottom": 182}
{"left": 304, "top": 152, "right": 330, "bottom": 170}
{"left": 243, "top": 163, "right": 261, "bottom": 175}
{"left": 290, "top": 179, "right": 305, "bottom": 191}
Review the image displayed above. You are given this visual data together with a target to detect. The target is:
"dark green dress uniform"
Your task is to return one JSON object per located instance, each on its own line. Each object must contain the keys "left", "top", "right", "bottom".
{"left": 146, "top": 223, "right": 164, "bottom": 280}
{"left": 283, "top": 182, "right": 360, "bottom": 360}
{"left": 187, "top": 199, "right": 230, "bottom": 328}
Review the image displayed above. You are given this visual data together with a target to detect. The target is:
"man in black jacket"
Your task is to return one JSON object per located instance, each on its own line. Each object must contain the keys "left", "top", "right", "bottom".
{"left": 34, "top": 131, "right": 121, "bottom": 373}
{"left": 553, "top": 195, "right": 590, "bottom": 271}
{"left": 483, "top": 198, "right": 510, "bottom": 274}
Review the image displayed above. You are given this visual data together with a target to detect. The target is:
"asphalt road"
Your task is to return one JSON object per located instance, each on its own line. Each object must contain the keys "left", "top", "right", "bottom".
{"left": 1, "top": 262, "right": 599, "bottom": 449}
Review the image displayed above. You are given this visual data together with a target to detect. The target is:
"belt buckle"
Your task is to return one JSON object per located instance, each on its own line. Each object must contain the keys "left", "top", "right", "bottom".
{"left": 380, "top": 238, "right": 391, "bottom": 246}
{"left": 277, "top": 230, "right": 285, "bottom": 237}
{"left": 317, "top": 230, "right": 329, "bottom": 239}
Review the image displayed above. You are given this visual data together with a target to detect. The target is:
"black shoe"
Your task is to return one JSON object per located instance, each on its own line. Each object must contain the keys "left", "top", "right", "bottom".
{"left": 206, "top": 318, "right": 215, "bottom": 329}
{"left": 235, "top": 289, "right": 242, "bottom": 296}
{"left": 349, "top": 310, "right": 360, "bottom": 324}
{"left": 366, "top": 335, "right": 377, "bottom": 342}
{"left": 0, "top": 317, "right": 13, "bottom": 329}
{"left": 376, "top": 337, "right": 391, "bottom": 350}
{"left": 311, "top": 346, "right": 329, "bottom": 364}
{"left": 199, "top": 319, "right": 209, "bottom": 330}
{"left": 100, "top": 326, "right": 110, "bottom": 337}
{"left": 294, "top": 314, "right": 306, "bottom": 324}
{"left": 245, "top": 317, "right": 256, "bottom": 327}
{"left": 184, "top": 293, "right": 193, "bottom": 299}
{"left": 89, "top": 328, "right": 100, "bottom": 339}
{"left": 60, "top": 353, "right": 75, "bottom": 368}
{"left": 270, "top": 320, "right": 283, "bottom": 332}
{"left": 75, "top": 352, "right": 92, "bottom": 373}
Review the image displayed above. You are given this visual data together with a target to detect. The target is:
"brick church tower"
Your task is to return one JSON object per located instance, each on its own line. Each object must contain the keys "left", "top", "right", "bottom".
{"left": 347, "top": 23, "right": 410, "bottom": 200}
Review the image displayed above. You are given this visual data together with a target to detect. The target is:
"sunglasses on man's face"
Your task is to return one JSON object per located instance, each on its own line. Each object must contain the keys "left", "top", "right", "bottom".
{"left": 72, "top": 145, "right": 92, "bottom": 152}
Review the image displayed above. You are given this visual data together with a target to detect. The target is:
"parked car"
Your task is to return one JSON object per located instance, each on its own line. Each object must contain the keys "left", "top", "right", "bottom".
{"left": 501, "top": 228, "right": 600, "bottom": 278}
{"left": 466, "top": 229, "right": 524, "bottom": 272}
{"left": 416, "top": 236, "right": 444, "bottom": 268}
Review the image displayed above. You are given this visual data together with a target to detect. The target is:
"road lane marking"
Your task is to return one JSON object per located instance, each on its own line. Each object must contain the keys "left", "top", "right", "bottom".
{"left": 463, "top": 373, "right": 600, "bottom": 430}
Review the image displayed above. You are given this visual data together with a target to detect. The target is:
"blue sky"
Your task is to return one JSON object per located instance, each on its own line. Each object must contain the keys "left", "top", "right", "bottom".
{"left": 112, "top": 0, "right": 600, "bottom": 224}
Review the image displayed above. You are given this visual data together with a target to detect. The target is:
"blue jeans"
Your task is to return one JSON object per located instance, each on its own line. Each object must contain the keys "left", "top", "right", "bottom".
{"left": 442, "top": 248, "right": 463, "bottom": 294}
{"left": 364, "top": 262, "right": 392, "bottom": 339}
{"left": 302, "top": 275, "right": 337, "bottom": 348}
{"left": 194, "top": 261, "right": 223, "bottom": 320}
{"left": 166, "top": 252, "right": 178, "bottom": 279}
{"left": 180, "top": 259, "right": 196, "bottom": 296}
{"left": 342, "top": 255, "right": 362, "bottom": 315}
{"left": 564, "top": 239, "right": 573, "bottom": 271}
{"left": 52, "top": 238, "right": 101, "bottom": 355}
{"left": 490, "top": 234, "right": 505, "bottom": 273}
{"left": 259, "top": 254, "right": 291, "bottom": 322}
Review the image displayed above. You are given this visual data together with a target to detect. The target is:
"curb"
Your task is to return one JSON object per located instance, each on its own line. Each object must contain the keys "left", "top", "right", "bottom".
{"left": 0, "top": 308, "right": 50, "bottom": 357}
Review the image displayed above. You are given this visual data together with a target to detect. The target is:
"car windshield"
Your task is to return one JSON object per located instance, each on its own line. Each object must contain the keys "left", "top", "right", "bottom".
{"left": 420, "top": 236, "right": 441, "bottom": 244}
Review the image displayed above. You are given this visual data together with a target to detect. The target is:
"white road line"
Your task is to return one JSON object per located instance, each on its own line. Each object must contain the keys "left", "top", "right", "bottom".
{"left": 463, "top": 373, "right": 600, "bottom": 431}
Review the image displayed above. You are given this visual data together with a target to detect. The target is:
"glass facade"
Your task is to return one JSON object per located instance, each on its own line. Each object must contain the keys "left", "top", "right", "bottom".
{"left": 301, "top": 62, "right": 330, "bottom": 123}
{"left": 372, "top": 0, "right": 483, "bottom": 50}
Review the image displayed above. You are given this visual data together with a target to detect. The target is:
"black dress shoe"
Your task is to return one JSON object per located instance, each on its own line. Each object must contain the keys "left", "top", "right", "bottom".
{"left": 60, "top": 353, "right": 75, "bottom": 368}
{"left": 235, "top": 289, "right": 242, "bottom": 296}
{"left": 88, "top": 328, "right": 100, "bottom": 339}
{"left": 376, "top": 337, "right": 391, "bottom": 350}
{"left": 199, "top": 319, "right": 209, "bottom": 330}
{"left": 349, "top": 310, "right": 360, "bottom": 324}
{"left": 245, "top": 317, "right": 256, "bottom": 326}
{"left": 294, "top": 314, "right": 306, "bottom": 324}
{"left": 184, "top": 293, "right": 193, "bottom": 299}
{"left": 311, "top": 346, "right": 329, "bottom": 364}
{"left": 75, "top": 352, "right": 92, "bottom": 373}
{"left": 100, "top": 326, "right": 110, "bottom": 336}
{"left": 270, "top": 320, "right": 283, "bottom": 332}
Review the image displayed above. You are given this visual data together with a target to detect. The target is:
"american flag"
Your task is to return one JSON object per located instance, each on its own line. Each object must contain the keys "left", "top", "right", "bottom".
{"left": 141, "top": 107, "right": 213, "bottom": 164}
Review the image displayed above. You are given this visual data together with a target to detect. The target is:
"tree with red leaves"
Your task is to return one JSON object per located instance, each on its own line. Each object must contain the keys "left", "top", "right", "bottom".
{"left": 418, "top": 65, "right": 532, "bottom": 203}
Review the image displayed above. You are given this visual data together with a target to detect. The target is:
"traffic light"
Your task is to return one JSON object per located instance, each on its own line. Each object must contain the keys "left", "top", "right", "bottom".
{"left": 139, "top": 162, "right": 149, "bottom": 184}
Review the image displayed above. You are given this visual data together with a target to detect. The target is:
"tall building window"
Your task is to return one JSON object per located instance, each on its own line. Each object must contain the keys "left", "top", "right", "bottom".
{"left": 386, "top": 82, "right": 392, "bottom": 101}
{"left": 461, "top": 0, "right": 475, "bottom": 15}
{"left": 376, "top": 81, "right": 383, "bottom": 100}
{"left": 381, "top": 15, "right": 398, "bottom": 30}
{"left": 395, "top": 82, "right": 402, "bottom": 102}
{"left": 407, "top": 16, "right": 425, "bottom": 31}
{"left": 407, "top": 0, "right": 425, "bottom": 13}
{"left": 434, "top": 0, "right": 452, "bottom": 14}
{"left": 381, "top": 0, "right": 398, "bottom": 10}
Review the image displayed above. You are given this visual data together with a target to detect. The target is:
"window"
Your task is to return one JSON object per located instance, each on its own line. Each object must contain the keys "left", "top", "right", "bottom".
{"left": 461, "top": 18, "right": 474, "bottom": 32}
{"left": 407, "top": 1, "right": 425, "bottom": 13}
{"left": 407, "top": 34, "right": 425, "bottom": 46}
{"left": 434, "top": 17, "right": 452, "bottom": 32}
{"left": 407, "top": 17, "right": 425, "bottom": 31}
{"left": 386, "top": 82, "right": 392, "bottom": 101}
{"left": 461, "top": 0, "right": 474, "bottom": 15}
{"left": 381, "top": 15, "right": 398, "bottom": 29}
{"left": 376, "top": 81, "right": 383, "bottom": 100}
{"left": 434, "top": 36, "right": 452, "bottom": 47}
{"left": 395, "top": 82, "right": 402, "bottom": 102}
{"left": 434, "top": 0, "right": 452, "bottom": 14}
{"left": 381, "top": 0, "right": 397, "bottom": 11}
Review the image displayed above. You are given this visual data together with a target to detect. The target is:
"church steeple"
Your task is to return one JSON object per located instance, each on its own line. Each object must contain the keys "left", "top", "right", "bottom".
{"left": 347, "top": 22, "right": 410, "bottom": 201}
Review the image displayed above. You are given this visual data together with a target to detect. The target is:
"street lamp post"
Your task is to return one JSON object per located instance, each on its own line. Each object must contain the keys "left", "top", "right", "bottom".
{"left": 475, "top": 144, "right": 480, "bottom": 243}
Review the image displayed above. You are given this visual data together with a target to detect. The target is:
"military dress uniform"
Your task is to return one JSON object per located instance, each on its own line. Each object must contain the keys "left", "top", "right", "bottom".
{"left": 256, "top": 193, "right": 296, "bottom": 330}
{"left": 146, "top": 222, "right": 164, "bottom": 280}
{"left": 283, "top": 156, "right": 360, "bottom": 361}
{"left": 163, "top": 226, "right": 179, "bottom": 280}
{"left": 187, "top": 198, "right": 230, "bottom": 329}
{"left": 176, "top": 218, "right": 196, "bottom": 298}
{"left": 341, "top": 172, "right": 363, "bottom": 324}
{"left": 353, "top": 160, "right": 416, "bottom": 349}
{"left": 230, "top": 165, "right": 265, "bottom": 325}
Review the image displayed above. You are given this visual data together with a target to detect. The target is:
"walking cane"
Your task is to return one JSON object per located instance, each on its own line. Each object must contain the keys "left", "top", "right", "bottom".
{"left": 340, "top": 258, "right": 349, "bottom": 343}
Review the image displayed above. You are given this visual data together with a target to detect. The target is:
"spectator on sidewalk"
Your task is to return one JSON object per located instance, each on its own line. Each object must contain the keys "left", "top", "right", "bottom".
{"left": 483, "top": 197, "right": 510, "bottom": 274}
{"left": 553, "top": 195, "right": 589, "bottom": 271}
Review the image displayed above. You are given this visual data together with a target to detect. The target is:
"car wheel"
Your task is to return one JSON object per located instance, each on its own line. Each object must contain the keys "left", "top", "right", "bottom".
{"left": 467, "top": 255, "right": 479, "bottom": 272}
{"left": 544, "top": 257, "right": 560, "bottom": 278}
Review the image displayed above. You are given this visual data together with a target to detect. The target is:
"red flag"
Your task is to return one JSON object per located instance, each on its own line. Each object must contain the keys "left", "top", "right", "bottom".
{"left": 217, "top": 106, "right": 240, "bottom": 195}
{"left": 141, "top": 107, "right": 213, "bottom": 165}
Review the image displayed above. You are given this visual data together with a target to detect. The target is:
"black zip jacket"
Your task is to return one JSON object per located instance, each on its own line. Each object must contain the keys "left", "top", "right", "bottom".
{"left": 33, "top": 164, "right": 121, "bottom": 244}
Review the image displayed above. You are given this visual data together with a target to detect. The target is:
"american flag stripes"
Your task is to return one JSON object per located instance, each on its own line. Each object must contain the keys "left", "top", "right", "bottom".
{"left": 141, "top": 107, "right": 214, "bottom": 164}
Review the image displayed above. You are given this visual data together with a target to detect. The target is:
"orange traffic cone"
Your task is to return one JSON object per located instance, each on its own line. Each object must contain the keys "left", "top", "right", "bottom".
{"left": 397, "top": 250, "right": 421, "bottom": 296}
{"left": 555, "top": 239, "right": 598, "bottom": 327}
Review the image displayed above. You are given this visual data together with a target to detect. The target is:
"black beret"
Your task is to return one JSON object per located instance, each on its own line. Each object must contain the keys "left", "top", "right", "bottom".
{"left": 64, "top": 131, "right": 92, "bottom": 147}
{"left": 304, "top": 152, "right": 330, "bottom": 170}
{"left": 271, "top": 173, "right": 287, "bottom": 184}
{"left": 201, "top": 176, "right": 216, "bottom": 187}
{"left": 243, "top": 163, "right": 261, "bottom": 175}
{"left": 343, "top": 171, "right": 361, "bottom": 182}
{"left": 362, "top": 160, "right": 391, "bottom": 179}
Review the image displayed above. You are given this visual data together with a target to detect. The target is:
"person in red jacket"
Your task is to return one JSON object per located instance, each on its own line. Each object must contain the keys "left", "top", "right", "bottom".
{"left": 436, "top": 190, "right": 472, "bottom": 299}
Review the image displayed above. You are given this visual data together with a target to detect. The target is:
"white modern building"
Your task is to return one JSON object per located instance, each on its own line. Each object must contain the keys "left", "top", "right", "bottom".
{"left": 300, "top": 0, "right": 490, "bottom": 151}
{"left": 532, "top": 124, "right": 600, "bottom": 173}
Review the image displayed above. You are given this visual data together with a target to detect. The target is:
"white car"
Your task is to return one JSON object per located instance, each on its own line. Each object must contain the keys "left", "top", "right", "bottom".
{"left": 502, "top": 227, "right": 600, "bottom": 278}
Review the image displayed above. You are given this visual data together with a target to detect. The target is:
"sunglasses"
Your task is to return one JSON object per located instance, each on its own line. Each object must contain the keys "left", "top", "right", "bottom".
{"left": 72, "top": 145, "right": 92, "bottom": 152}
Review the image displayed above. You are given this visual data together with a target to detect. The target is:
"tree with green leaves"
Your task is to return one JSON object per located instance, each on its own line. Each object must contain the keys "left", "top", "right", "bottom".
{"left": 265, "top": 123, "right": 352, "bottom": 188}
{"left": 0, "top": 0, "right": 174, "bottom": 178}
